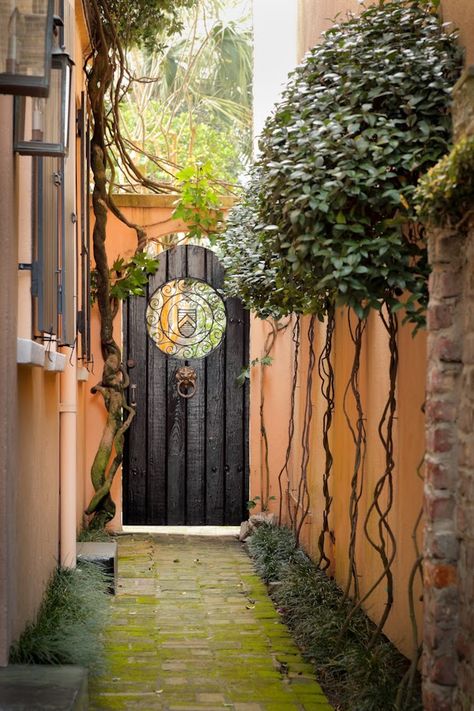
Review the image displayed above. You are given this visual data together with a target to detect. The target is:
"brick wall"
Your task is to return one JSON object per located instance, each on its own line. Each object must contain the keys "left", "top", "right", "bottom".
{"left": 423, "top": 69, "right": 474, "bottom": 711}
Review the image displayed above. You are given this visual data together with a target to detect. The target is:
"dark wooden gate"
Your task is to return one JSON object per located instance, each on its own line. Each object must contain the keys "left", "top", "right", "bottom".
{"left": 123, "top": 245, "right": 249, "bottom": 525}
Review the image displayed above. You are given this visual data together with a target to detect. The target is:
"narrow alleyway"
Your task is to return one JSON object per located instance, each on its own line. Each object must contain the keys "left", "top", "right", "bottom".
{"left": 90, "top": 532, "right": 332, "bottom": 711}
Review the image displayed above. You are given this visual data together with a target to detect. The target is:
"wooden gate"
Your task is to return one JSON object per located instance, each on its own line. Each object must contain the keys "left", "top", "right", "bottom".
{"left": 123, "top": 245, "right": 249, "bottom": 525}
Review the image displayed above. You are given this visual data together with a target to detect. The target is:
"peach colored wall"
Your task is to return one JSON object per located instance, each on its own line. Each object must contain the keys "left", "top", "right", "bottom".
{"left": 0, "top": 95, "right": 18, "bottom": 666}
{"left": 8, "top": 0, "right": 91, "bottom": 646}
{"left": 250, "top": 309, "right": 426, "bottom": 658}
{"left": 13, "top": 369, "right": 60, "bottom": 641}
{"left": 441, "top": 0, "right": 474, "bottom": 66}
{"left": 298, "top": 0, "right": 474, "bottom": 66}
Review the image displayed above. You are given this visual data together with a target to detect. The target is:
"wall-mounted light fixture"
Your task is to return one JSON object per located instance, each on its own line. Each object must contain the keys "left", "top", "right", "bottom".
{"left": 0, "top": 0, "right": 54, "bottom": 97}
{"left": 13, "top": 15, "right": 73, "bottom": 157}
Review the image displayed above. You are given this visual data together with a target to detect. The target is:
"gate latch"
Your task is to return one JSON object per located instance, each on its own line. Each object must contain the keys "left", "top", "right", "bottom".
{"left": 176, "top": 366, "right": 197, "bottom": 399}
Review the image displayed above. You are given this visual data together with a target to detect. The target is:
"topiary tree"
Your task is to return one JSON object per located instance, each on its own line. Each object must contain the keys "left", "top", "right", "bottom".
{"left": 221, "top": 0, "right": 462, "bottom": 326}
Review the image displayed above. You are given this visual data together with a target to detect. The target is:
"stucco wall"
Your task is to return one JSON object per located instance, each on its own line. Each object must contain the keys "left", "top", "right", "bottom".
{"left": 441, "top": 0, "right": 474, "bottom": 67}
{"left": 250, "top": 310, "right": 426, "bottom": 658}
{"left": 0, "top": 96, "right": 18, "bottom": 667}
{"left": 13, "top": 369, "right": 60, "bottom": 641}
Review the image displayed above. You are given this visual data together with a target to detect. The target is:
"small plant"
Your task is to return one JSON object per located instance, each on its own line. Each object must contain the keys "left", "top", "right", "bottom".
{"left": 9, "top": 563, "right": 110, "bottom": 669}
{"left": 236, "top": 355, "right": 273, "bottom": 386}
{"left": 246, "top": 494, "right": 276, "bottom": 511}
{"left": 247, "top": 523, "right": 422, "bottom": 711}
{"left": 77, "top": 525, "right": 113, "bottom": 543}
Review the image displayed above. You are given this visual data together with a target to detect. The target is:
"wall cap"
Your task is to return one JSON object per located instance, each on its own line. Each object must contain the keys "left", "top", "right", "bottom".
{"left": 111, "top": 193, "right": 236, "bottom": 209}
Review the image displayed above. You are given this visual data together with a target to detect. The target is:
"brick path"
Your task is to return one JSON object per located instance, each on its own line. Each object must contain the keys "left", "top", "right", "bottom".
{"left": 90, "top": 532, "right": 332, "bottom": 711}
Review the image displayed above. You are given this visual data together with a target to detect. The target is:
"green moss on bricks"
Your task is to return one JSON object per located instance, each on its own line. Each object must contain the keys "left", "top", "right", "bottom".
{"left": 416, "top": 135, "right": 474, "bottom": 228}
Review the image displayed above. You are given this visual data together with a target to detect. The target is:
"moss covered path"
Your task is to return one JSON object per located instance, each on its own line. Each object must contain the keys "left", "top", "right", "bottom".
{"left": 90, "top": 532, "right": 332, "bottom": 711}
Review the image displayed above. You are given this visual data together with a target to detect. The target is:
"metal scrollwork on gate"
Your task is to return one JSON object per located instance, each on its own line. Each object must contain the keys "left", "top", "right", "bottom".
{"left": 146, "top": 278, "right": 226, "bottom": 359}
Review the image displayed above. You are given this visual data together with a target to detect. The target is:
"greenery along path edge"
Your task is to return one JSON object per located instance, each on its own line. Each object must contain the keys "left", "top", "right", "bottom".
{"left": 247, "top": 523, "right": 422, "bottom": 711}
{"left": 90, "top": 533, "right": 333, "bottom": 710}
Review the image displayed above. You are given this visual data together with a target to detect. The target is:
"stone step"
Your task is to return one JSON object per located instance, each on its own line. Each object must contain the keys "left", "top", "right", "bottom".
{"left": 0, "top": 665, "right": 87, "bottom": 710}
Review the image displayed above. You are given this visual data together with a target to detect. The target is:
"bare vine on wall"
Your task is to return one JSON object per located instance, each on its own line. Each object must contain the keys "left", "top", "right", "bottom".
{"left": 277, "top": 316, "right": 301, "bottom": 530}
{"left": 317, "top": 307, "right": 336, "bottom": 569}
{"left": 342, "top": 312, "right": 367, "bottom": 602}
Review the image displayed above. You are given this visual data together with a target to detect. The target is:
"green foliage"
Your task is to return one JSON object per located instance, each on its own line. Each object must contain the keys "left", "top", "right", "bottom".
{"left": 172, "top": 162, "right": 225, "bottom": 242}
{"left": 247, "top": 523, "right": 302, "bottom": 582}
{"left": 248, "top": 523, "right": 422, "bottom": 711}
{"left": 118, "top": 0, "right": 253, "bottom": 186}
{"left": 220, "top": 0, "right": 462, "bottom": 326}
{"left": 220, "top": 198, "right": 328, "bottom": 318}
{"left": 9, "top": 563, "right": 110, "bottom": 668}
{"left": 415, "top": 135, "right": 474, "bottom": 227}
{"left": 91, "top": 252, "right": 159, "bottom": 303}
{"left": 105, "top": 0, "right": 196, "bottom": 51}
{"left": 77, "top": 525, "right": 112, "bottom": 543}
{"left": 236, "top": 355, "right": 273, "bottom": 386}
{"left": 246, "top": 495, "right": 276, "bottom": 511}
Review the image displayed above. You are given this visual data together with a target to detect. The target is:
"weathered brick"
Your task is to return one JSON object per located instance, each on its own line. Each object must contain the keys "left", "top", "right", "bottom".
{"left": 436, "top": 336, "right": 463, "bottom": 363}
{"left": 430, "top": 270, "right": 463, "bottom": 299}
{"left": 427, "top": 304, "right": 455, "bottom": 331}
{"left": 426, "top": 529, "right": 460, "bottom": 562}
{"left": 426, "top": 427, "right": 454, "bottom": 455}
{"left": 425, "top": 400, "right": 457, "bottom": 425}
{"left": 425, "top": 459, "right": 454, "bottom": 490}
{"left": 426, "top": 367, "right": 460, "bottom": 395}
{"left": 430, "top": 656, "right": 458, "bottom": 685}
{"left": 424, "top": 561, "right": 457, "bottom": 588}
{"left": 424, "top": 490, "right": 455, "bottom": 521}
{"left": 423, "top": 683, "right": 455, "bottom": 711}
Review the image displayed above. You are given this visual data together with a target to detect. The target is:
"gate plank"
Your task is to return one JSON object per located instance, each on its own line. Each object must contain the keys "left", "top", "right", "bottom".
{"left": 224, "top": 297, "right": 246, "bottom": 523}
{"left": 166, "top": 247, "right": 187, "bottom": 524}
{"left": 124, "top": 290, "right": 148, "bottom": 523}
{"left": 185, "top": 246, "right": 207, "bottom": 524}
{"left": 205, "top": 252, "right": 226, "bottom": 523}
{"left": 146, "top": 253, "right": 168, "bottom": 524}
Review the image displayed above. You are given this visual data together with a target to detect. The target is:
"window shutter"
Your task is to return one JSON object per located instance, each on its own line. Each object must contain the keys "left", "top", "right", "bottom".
{"left": 35, "top": 156, "right": 60, "bottom": 337}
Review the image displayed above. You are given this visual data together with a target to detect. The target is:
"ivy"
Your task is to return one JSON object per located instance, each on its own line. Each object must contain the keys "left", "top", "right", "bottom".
{"left": 415, "top": 135, "right": 474, "bottom": 228}
{"left": 220, "top": 0, "right": 462, "bottom": 326}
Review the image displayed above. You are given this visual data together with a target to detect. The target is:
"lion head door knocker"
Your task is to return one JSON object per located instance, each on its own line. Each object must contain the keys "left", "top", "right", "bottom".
{"left": 175, "top": 366, "right": 197, "bottom": 399}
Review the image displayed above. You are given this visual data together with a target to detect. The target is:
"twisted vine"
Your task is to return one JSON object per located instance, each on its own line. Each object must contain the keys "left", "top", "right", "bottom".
{"left": 342, "top": 312, "right": 367, "bottom": 602}
{"left": 277, "top": 316, "right": 301, "bottom": 530}
{"left": 295, "top": 316, "right": 317, "bottom": 546}
{"left": 317, "top": 307, "right": 336, "bottom": 570}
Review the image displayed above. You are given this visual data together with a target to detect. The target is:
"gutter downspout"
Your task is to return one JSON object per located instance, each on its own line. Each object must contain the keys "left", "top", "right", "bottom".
{"left": 59, "top": 352, "right": 77, "bottom": 568}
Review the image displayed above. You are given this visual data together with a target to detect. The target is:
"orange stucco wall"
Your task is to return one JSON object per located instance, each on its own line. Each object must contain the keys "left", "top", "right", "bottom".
{"left": 250, "top": 311, "right": 426, "bottom": 658}
{"left": 14, "top": 369, "right": 61, "bottom": 641}
{"left": 7, "top": 0, "right": 92, "bottom": 649}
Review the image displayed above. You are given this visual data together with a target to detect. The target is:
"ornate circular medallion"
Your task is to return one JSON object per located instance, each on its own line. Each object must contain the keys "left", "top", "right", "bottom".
{"left": 146, "top": 278, "right": 226, "bottom": 359}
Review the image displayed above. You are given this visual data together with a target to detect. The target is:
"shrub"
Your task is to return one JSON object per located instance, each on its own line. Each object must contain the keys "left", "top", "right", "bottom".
{"left": 9, "top": 562, "right": 110, "bottom": 669}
